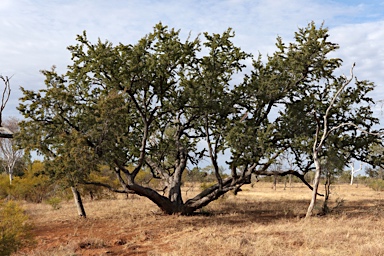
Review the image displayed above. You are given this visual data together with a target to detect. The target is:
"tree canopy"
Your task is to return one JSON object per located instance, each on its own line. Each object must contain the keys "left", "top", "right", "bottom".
{"left": 17, "top": 22, "right": 383, "bottom": 215}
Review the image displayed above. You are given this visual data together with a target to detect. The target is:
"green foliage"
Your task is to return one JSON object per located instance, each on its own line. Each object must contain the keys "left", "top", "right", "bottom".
{"left": 46, "top": 197, "right": 62, "bottom": 210}
{"left": 15, "top": 22, "right": 382, "bottom": 214}
{"left": 365, "top": 167, "right": 384, "bottom": 180}
{"left": 0, "top": 201, "right": 34, "bottom": 256}
{"left": 0, "top": 175, "right": 10, "bottom": 198}
{"left": 10, "top": 175, "right": 51, "bottom": 203}
{"left": 81, "top": 170, "right": 120, "bottom": 200}
{"left": 0, "top": 161, "right": 54, "bottom": 202}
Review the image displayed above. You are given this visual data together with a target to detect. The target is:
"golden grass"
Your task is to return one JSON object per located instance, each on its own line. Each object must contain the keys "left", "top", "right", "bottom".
{"left": 15, "top": 182, "right": 384, "bottom": 256}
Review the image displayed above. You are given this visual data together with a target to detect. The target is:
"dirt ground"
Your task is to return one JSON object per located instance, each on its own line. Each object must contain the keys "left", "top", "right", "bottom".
{"left": 28, "top": 217, "right": 173, "bottom": 255}
{"left": 14, "top": 183, "right": 384, "bottom": 256}
{"left": 17, "top": 197, "right": 184, "bottom": 255}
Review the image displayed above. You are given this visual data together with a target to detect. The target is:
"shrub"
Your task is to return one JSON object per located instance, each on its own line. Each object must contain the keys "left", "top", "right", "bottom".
{"left": 367, "top": 179, "right": 384, "bottom": 191}
{"left": 46, "top": 197, "right": 62, "bottom": 210}
{"left": 0, "top": 201, "right": 34, "bottom": 256}
{"left": 7, "top": 175, "right": 52, "bottom": 203}
{"left": 0, "top": 175, "right": 11, "bottom": 199}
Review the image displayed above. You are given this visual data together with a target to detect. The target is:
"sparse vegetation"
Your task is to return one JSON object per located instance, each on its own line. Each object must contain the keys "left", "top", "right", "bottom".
{"left": 45, "top": 197, "right": 62, "bottom": 210}
{"left": 13, "top": 183, "right": 384, "bottom": 255}
{"left": 0, "top": 201, "right": 33, "bottom": 256}
{"left": 367, "top": 179, "right": 384, "bottom": 191}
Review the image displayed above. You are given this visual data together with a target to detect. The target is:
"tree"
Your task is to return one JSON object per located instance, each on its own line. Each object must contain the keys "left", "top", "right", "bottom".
{"left": 279, "top": 60, "right": 381, "bottom": 217}
{"left": 17, "top": 22, "right": 381, "bottom": 215}
{"left": 0, "top": 75, "right": 11, "bottom": 128}
{"left": 0, "top": 75, "right": 13, "bottom": 138}
{"left": 365, "top": 167, "right": 384, "bottom": 180}
{"left": 349, "top": 161, "right": 363, "bottom": 185}
{"left": 0, "top": 118, "right": 23, "bottom": 184}
{"left": 280, "top": 150, "right": 296, "bottom": 190}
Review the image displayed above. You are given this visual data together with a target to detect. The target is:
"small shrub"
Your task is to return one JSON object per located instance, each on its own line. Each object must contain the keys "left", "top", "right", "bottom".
{"left": 46, "top": 197, "right": 62, "bottom": 210}
{"left": 0, "top": 201, "right": 34, "bottom": 256}
{"left": 0, "top": 176, "right": 11, "bottom": 199}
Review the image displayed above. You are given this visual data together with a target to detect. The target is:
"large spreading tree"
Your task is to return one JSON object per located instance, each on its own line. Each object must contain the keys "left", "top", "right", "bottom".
{"left": 17, "top": 22, "right": 382, "bottom": 215}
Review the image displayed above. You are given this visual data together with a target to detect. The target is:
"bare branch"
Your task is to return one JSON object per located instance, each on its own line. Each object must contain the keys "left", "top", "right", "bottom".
{"left": 318, "top": 63, "right": 355, "bottom": 151}
{"left": 325, "top": 121, "right": 383, "bottom": 139}
{"left": 0, "top": 75, "right": 12, "bottom": 127}
{"left": 253, "top": 168, "right": 324, "bottom": 196}
{"left": 83, "top": 181, "right": 131, "bottom": 194}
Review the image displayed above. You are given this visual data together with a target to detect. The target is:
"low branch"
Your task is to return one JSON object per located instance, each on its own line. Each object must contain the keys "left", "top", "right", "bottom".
{"left": 253, "top": 169, "right": 324, "bottom": 196}
{"left": 83, "top": 181, "right": 132, "bottom": 194}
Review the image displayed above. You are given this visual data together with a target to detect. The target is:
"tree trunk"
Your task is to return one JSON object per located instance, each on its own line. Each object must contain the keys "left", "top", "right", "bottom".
{"left": 9, "top": 171, "right": 13, "bottom": 185}
{"left": 321, "top": 170, "right": 331, "bottom": 215}
{"left": 349, "top": 163, "right": 362, "bottom": 186}
{"left": 273, "top": 174, "right": 277, "bottom": 190}
{"left": 306, "top": 153, "right": 321, "bottom": 218}
{"left": 169, "top": 179, "right": 183, "bottom": 206}
{"left": 71, "top": 186, "right": 86, "bottom": 218}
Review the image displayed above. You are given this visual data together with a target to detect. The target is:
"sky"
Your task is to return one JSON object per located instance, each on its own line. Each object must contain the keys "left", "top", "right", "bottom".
{"left": 1, "top": 0, "right": 384, "bottom": 122}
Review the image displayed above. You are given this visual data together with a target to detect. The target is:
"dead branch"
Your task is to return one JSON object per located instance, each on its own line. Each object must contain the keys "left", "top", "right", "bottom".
{"left": 0, "top": 75, "right": 12, "bottom": 127}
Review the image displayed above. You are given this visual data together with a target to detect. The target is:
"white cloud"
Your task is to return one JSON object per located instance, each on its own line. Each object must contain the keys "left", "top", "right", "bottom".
{"left": 329, "top": 21, "right": 384, "bottom": 102}
{"left": 1, "top": 0, "right": 384, "bottom": 121}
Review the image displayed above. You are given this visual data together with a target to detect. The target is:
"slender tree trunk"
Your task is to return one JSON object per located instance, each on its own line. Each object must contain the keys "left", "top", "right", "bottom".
{"left": 349, "top": 162, "right": 362, "bottom": 186}
{"left": 9, "top": 171, "right": 13, "bottom": 185}
{"left": 71, "top": 186, "right": 86, "bottom": 218}
{"left": 322, "top": 170, "right": 331, "bottom": 214}
{"left": 273, "top": 174, "right": 277, "bottom": 190}
{"left": 350, "top": 172, "right": 354, "bottom": 185}
{"left": 306, "top": 153, "right": 321, "bottom": 218}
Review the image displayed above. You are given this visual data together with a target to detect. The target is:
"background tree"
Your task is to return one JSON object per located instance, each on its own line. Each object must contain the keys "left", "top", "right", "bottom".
{"left": 280, "top": 59, "right": 381, "bottom": 217}
{"left": 17, "top": 22, "right": 382, "bottom": 216}
{"left": 280, "top": 150, "right": 296, "bottom": 190}
{"left": 365, "top": 167, "right": 384, "bottom": 180}
{"left": 349, "top": 161, "right": 363, "bottom": 185}
{"left": 0, "top": 75, "right": 13, "bottom": 138}
{"left": 0, "top": 75, "right": 11, "bottom": 128}
{"left": 0, "top": 117, "right": 24, "bottom": 184}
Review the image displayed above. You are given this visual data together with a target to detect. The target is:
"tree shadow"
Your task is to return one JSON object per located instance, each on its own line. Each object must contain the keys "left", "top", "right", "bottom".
{"left": 185, "top": 197, "right": 384, "bottom": 227}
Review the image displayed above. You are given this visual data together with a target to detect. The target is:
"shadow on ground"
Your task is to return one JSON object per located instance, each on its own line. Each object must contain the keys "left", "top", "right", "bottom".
{"left": 183, "top": 197, "right": 384, "bottom": 227}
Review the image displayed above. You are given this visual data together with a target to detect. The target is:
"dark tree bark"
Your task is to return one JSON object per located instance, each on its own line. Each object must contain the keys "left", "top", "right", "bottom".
{"left": 71, "top": 186, "right": 86, "bottom": 218}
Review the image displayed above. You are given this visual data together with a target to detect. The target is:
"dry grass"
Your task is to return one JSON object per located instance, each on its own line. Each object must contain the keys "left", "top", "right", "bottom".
{"left": 14, "top": 182, "right": 384, "bottom": 256}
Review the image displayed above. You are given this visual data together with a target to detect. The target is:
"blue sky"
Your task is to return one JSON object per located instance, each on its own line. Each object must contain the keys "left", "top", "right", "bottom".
{"left": 1, "top": 0, "right": 384, "bottom": 121}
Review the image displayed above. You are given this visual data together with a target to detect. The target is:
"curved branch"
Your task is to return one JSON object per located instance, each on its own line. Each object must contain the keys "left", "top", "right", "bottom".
{"left": 253, "top": 168, "right": 324, "bottom": 196}
{"left": 83, "top": 181, "right": 130, "bottom": 194}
